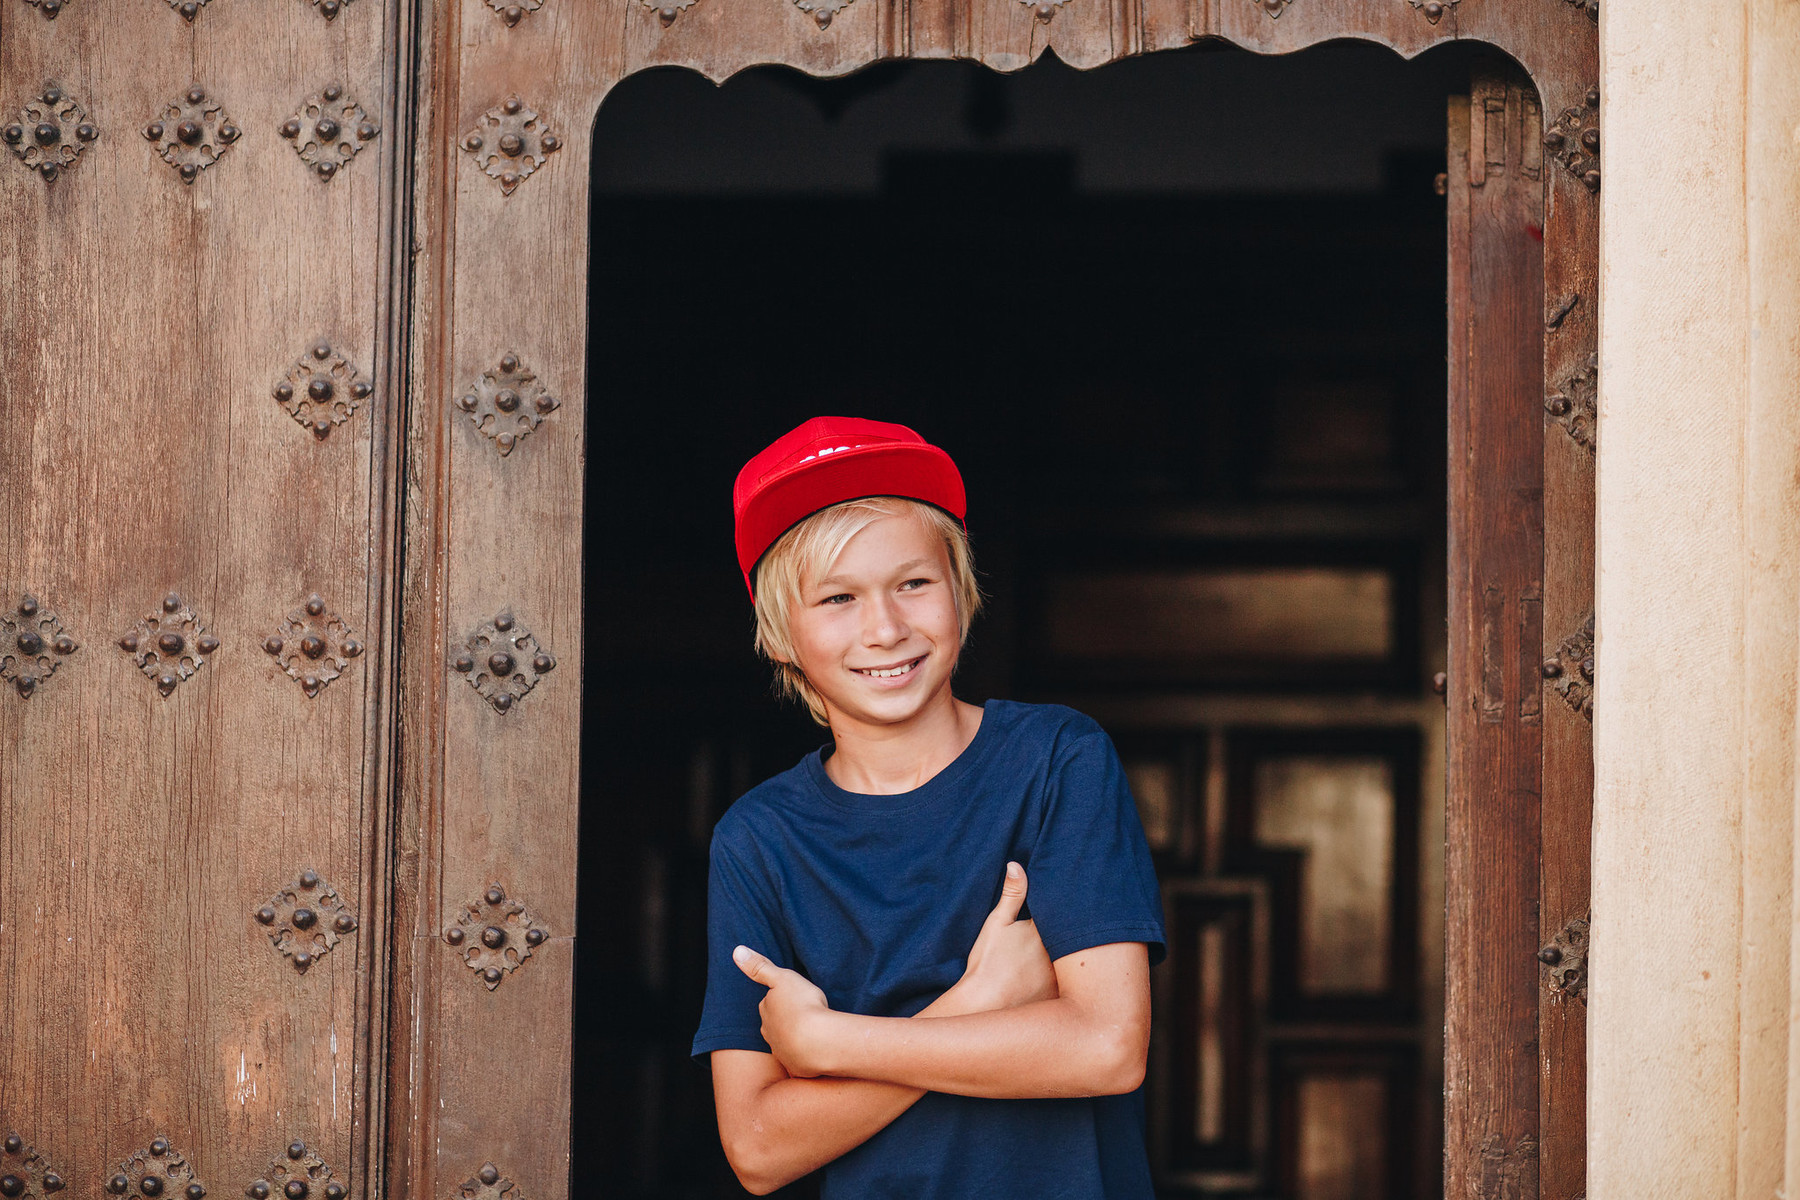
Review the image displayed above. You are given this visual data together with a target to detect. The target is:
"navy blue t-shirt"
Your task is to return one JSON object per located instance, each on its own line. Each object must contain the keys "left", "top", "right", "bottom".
{"left": 692, "top": 700, "right": 1166, "bottom": 1199}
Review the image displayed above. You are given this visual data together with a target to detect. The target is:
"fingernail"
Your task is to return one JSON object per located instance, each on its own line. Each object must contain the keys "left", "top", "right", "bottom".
{"left": 1006, "top": 862, "right": 1022, "bottom": 879}
{"left": 733, "top": 945, "right": 750, "bottom": 963}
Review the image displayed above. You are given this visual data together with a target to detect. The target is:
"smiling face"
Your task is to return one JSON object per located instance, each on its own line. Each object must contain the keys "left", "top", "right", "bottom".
{"left": 779, "top": 510, "right": 965, "bottom": 734}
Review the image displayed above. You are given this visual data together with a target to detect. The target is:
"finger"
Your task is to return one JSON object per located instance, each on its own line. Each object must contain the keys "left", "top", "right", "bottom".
{"left": 733, "top": 944, "right": 777, "bottom": 987}
{"left": 984, "top": 861, "right": 1029, "bottom": 928}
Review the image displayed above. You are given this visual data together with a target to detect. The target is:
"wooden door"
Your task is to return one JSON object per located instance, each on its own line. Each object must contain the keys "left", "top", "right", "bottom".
{"left": 1445, "top": 60, "right": 1596, "bottom": 1200}
{"left": 0, "top": 1, "right": 407, "bottom": 1197}
{"left": 1, "top": 4, "right": 1596, "bottom": 1200}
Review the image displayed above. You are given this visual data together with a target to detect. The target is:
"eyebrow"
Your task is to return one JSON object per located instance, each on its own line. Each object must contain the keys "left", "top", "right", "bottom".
{"left": 816, "top": 558, "right": 935, "bottom": 588}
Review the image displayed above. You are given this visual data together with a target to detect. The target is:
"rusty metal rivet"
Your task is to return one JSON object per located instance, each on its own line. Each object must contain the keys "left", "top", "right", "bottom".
{"left": 315, "top": 117, "right": 340, "bottom": 141}
{"left": 525, "top": 927, "right": 547, "bottom": 946}
{"left": 264, "top": 636, "right": 284, "bottom": 655}
{"left": 42, "top": 1174, "right": 63, "bottom": 1194}
{"left": 1586, "top": 86, "right": 1600, "bottom": 108}
{"left": 535, "top": 393, "right": 557, "bottom": 414}
{"left": 119, "top": 634, "right": 140, "bottom": 653}
{"left": 185, "top": 1185, "right": 203, "bottom": 1200}
{"left": 300, "top": 635, "right": 325, "bottom": 660}
{"left": 498, "top": 133, "right": 524, "bottom": 158}
{"left": 1543, "top": 129, "right": 1565, "bottom": 149}
{"left": 1538, "top": 944, "right": 1562, "bottom": 964}
{"left": 18, "top": 596, "right": 39, "bottom": 618}
{"left": 482, "top": 966, "right": 503, "bottom": 985}
{"left": 541, "top": 133, "right": 561, "bottom": 152}
{"left": 292, "top": 907, "right": 317, "bottom": 930}
{"left": 1541, "top": 658, "right": 1562, "bottom": 678}
{"left": 477, "top": 1166, "right": 500, "bottom": 1187}
{"left": 0, "top": 1177, "right": 21, "bottom": 1198}
{"left": 533, "top": 653, "right": 555, "bottom": 673}
{"left": 463, "top": 134, "right": 483, "bottom": 152}
{"left": 1545, "top": 394, "right": 1572, "bottom": 417}
{"left": 286, "top": 1143, "right": 306, "bottom": 1162}
{"left": 342, "top": 639, "right": 363, "bottom": 658}
{"left": 2, "top": 1135, "right": 20, "bottom": 1155}
{"left": 219, "top": 124, "right": 238, "bottom": 143}
{"left": 444, "top": 926, "right": 465, "bottom": 945}
{"left": 36, "top": 163, "right": 58, "bottom": 182}
{"left": 1581, "top": 656, "right": 1595, "bottom": 681}
{"left": 158, "top": 632, "right": 186, "bottom": 656}
{"left": 142, "top": 1176, "right": 165, "bottom": 1196}
{"left": 32, "top": 122, "right": 59, "bottom": 146}
{"left": 322, "top": 0, "right": 341, "bottom": 13}
{"left": 492, "top": 692, "right": 513, "bottom": 713}
{"left": 453, "top": 654, "right": 474, "bottom": 673}
{"left": 485, "top": 884, "right": 506, "bottom": 905}
{"left": 162, "top": 593, "right": 182, "bottom": 613}
{"left": 333, "top": 914, "right": 356, "bottom": 933}
{"left": 482, "top": 925, "right": 507, "bottom": 949}
{"left": 299, "top": 868, "right": 320, "bottom": 888}
{"left": 1, "top": 125, "right": 20, "bottom": 145}
{"left": 307, "top": 377, "right": 333, "bottom": 401}
{"left": 248, "top": 1185, "right": 270, "bottom": 1200}
{"left": 281, "top": 119, "right": 302, "bottom": 139}
{"left": 185, "top": 87, "right": 206, "bottom": 105}
{"left": 109, "top": 1176, "right": 129, "bottom": 1195}
{"left": 349, "top": 380, "right": 372, "bottom": 399}
{"left": 493, "top": 611, "right": 514, "bottom": 632}
{"left": 196, "top": 635, "right": 219, "bottom": 655}
{"left": 283, "top": 1181, "right": 307, "bottom": 1200}
{"left": 502, "top": 96, "right": 522, "bottom": 116}
{"left": 53, "top": 635, "right": 76, "bottom": 655}
{"left": 176, "top": 120, "right": 202, "bottom": 145}
{"left": 256, "top": 906, "right": 277, "bottom": 925}
{"left": 658, "top": 5, "right": 677, "bottom": 21}
{"left": 495, "top": 388, "right": 520, "bottom": 412}
{"left": 76, "top": 123, "right": 97, "bottom": 142}
{"left": 357, "top": 121, "right": 378, "bottom": 141}
{"left": 316, "top": 161, "right": 338, "bottom": 180}
{"left": 488, "top": 651, "right": 515, "bottom": 677}
{"left": 323, "top": 84, "right": 343, "bottom": 102}
{"left": 458, "top": 394, "right": 478, "bottom": 412}
{"left": 157, "top": 672, "right": 179, "bottom": 695}
{"left": 322, "top": 1187, "right": 343, "bottom": 1200}
{"left": 17, "top": 631, "right": 44, "bottom": 656}
{"left": 149, "top": 1139, "right": 169, "bottom": 1158}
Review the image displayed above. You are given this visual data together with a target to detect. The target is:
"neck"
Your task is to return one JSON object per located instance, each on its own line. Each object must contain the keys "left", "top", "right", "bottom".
{"left": 821, "top": 688, "right": 985, "bottom": 795}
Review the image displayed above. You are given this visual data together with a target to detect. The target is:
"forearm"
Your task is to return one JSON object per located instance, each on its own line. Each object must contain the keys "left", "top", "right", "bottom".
{"left": 809, "top": 994, "right": 1147, "bottom": 1100}
{"left": 719, "top": 984, "right": 986, "bottom": 1194}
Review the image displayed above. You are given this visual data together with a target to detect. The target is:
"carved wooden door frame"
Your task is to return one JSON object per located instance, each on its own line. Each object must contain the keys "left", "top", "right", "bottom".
{"left": 389, "top": 3, "right": 1597, "bottom": 1197}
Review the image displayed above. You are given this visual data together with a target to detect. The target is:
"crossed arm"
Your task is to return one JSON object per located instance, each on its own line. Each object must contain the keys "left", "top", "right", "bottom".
{"left": 710, "top": 864, "right": 1152, "bottom": 1195}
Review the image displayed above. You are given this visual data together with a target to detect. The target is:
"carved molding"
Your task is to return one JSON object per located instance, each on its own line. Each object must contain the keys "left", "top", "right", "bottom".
{"left": 4, "top": 82, "right": 98, "bottom": 184}
{"left": 487, "top": 0, "right": 542, "bottom": 24}
{"left": 451, "top": 609, "right": 556, "bottom": 714}
{"left": 0, "top": 1132, "right": 66, "bottom": 1196}
{"left": 641, "top": 0, "right": 697, "bottom": 25}
{"left": 143, "top": 86, "right": 240, "bottom": 185}
{"left": 461, "top": 96, "right": 562, "bottom": 195}
{"left": 1544, "top": 85, "right": 1600, "bottom": 193}
{"left": 1538, "top": 914, "right": 1589, "bottom": 1003}
{"left": 245, "top": 1143, "right": 344, "bottom": 1200}
{"left": 2, "top": 594, "right": 79, "bottom": 699}
{"left": 280, "top": 84, "right": 379, "bottom": 182}
{"left": 1541, "top": 613, "right": 1594, "bottom": 721}
{"left": 273, "top": 340, "right": 373, "bottom": 440}
{"left": 119, "top": 594, "right": 219, "bottom": 698}
{"left": 1250, "top": 0, "right": 1292, "bottom": 17}
{"left": 457, "top": 353, "right": 560, "bottom": 457}
{"left": 1406, "top": 0, "right": 1455, "bottom": 23}
{"left": 263, "top": 594, "right": 363, "bottom": 698}
{"left": 21, "top": 0, "right": 66, "bottom": 20}
{"left": 254, "top": 867, "right": 359, "bottom": 973}
{"left": 1545, "top": 352, "right": 1597, "bottom": 453}
{"left": 105, "top": 1137, "right": 205, "bottom": 1200}
{"left": 309, "top": 0, "right": 356, "bottom": 18}
{"left": 165, "top": 0, "right": 212, "bottom": 20}
{"left": 443, "top": 884, "right": 550, "bottom": 991}
{"left": 450, "top": 1163, "right": 527, "bottom": 1200}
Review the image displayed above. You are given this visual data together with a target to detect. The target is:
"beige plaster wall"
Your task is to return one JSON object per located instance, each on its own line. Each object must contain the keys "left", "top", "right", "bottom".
{"left": 1592, "top": 2, "right": 1800, "bottom": 1197}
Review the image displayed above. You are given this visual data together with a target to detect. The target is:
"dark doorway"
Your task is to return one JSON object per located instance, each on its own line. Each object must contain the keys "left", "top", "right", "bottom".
{"left": 578, "top": 43, "right": 1472, "bottom": 1198}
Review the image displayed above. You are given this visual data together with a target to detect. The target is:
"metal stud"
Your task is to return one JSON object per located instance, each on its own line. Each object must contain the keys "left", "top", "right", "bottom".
{"left": 120, "top": 594, "right": 218, "bottom": 697}
{"left": 452, "top": 609, "right": 555, "bottom": 714}
{"left": 445, "top": 883, "right": 550, "bottom": 990}
{"left": 283, "top": 85, "right": 378, "bottom": 181}
{"left": 265, "top": 594, "right": 364, "bottom": 698}
{"left": 461, "top": 95, "right": 561, "bottom": 195}
{"left": 3, "top": 594, "right": 79, "bottom": 699}
{"left": 254, "top": 869, "right": 359, "bottom": 972}
{"left": 6, "top": 81, "right": 97, "bottom": 183}
{"left": 273, "top": 341, "right": 372, "bottom": 440}
{"left": 145, "top": 86, "right": 237, "bottom": 184}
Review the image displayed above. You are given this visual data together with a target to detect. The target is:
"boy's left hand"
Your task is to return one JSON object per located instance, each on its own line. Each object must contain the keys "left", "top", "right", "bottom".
{"left": 734, "top": 944, "right": 838, "bottom": 1078}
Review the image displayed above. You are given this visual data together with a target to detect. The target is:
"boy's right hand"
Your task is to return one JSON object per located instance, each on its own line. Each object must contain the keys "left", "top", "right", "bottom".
{"left": 949, "top": 862, "right": 1058, "bottom": 1014}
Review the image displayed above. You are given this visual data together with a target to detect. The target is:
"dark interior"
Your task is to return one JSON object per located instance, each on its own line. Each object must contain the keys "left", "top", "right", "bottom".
{"left": 577, "top": 42, "right": 1475, "bottom": 1198}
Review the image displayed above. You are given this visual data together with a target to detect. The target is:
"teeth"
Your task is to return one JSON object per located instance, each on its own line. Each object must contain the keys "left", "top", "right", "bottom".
{"left": 858, "top": 659, "right": 917, "bottom": 678}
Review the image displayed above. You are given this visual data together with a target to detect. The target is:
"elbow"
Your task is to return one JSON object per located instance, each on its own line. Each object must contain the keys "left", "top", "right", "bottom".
{"left": 1090, "top": 1023, "right": 1149, "bottom": 1096}
{"left": 722, "top": 1137, "right": 796, "bottom": 1196}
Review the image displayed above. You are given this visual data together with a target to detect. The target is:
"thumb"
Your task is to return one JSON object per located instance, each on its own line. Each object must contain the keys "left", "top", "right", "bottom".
{"left": 732, "top": 944, "right": 777, "bottom": 987}
{"left": 984, "top": 861, "right": 1029, "bottom": 928}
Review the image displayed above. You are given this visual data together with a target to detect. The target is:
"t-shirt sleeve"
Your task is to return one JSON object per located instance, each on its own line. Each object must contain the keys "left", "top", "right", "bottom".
{"left": 691, "top": 829, "right": 789, "bottom": 1059}
{"left": 1025, "top": 726, "right": 1168, "bottom": 967}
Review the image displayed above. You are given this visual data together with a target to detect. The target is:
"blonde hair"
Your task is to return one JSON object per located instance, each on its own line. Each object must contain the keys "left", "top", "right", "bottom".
{"left": 753, "top": 497, "right": 982, "bottom": 727}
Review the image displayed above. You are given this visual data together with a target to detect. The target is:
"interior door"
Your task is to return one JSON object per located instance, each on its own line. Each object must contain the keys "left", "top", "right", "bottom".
{"left": 0, "top": 2, "right": 404, "bottom": 1197}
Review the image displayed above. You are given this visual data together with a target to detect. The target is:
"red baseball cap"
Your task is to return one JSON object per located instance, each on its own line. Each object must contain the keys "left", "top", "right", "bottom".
{"left": 734, "top": 416, "right": 967, "bottom": 597}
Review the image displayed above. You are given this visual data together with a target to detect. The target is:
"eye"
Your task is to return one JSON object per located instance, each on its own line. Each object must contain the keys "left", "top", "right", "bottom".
{"left": 899, "top": 577, "right": 933, "bottom": 591}
{"left": 819, "top": 592, "right": 854, "bottom": 606}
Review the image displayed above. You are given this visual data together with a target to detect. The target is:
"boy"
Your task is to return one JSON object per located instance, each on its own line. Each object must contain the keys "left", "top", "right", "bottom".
{"left": 693, "top": 416, "right": 1166, "bottom": 1197}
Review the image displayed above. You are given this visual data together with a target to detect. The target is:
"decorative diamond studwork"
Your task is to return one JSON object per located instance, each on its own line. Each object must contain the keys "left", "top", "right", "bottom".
{"left": 119, "top": 593, "right": 220, "bottom": 698}
{"left": 166, "top": 0, "right": 213, "bottom": 18}
{"left": 450, "top": 609, "right": 556, "bottom": 715}
{"left": 245, "top": 1143, "right": 345, "bottom": 1200}
{"left": 640, "top": 0, "right": 696, "bottom": 25}
{"left": 104, "top": 1137, "right": 205, "bottom": 1200}
{"left": 143, "top": 85, "right": 240, "bottom": 185}
{"left": 309, "top": 0, "right": 356, "bottom": 19}
{"left": 1407, "top": 0, "right": 1456, "bottom": 23}
{"left": 1545, "top": 352, "right": 1597, "bottom": 454}
{"left": 280, "top": 84, "right": 380, "bottom": 182}
{"left": 451, "top": 1162, "right": 526, "bottom": 1200}
{"left": 457, "top": 353, "right": 560, "bottom": 457}
{"left": 487, "top": 0, "right": 542, "bottom": 25}
{"left": 792, "top": 0, "right": 853, "bottom": 27}
{"left": 4, "top": 82, "right": 98, "bottom": 184}
{"left": 1, "top": 594, "right": 79, "bottom": 699}
{"left": 1544, "top": 85, "right": 1601, "bottom": 194}
{"left": 263, "top": 594, "right": 363, "bottom": 699}
{"left": 1537, "top": 914, "right": 1589, "bottom": 1003}
{"left": 1564, "top": 0, "right": 1597, "bottom": 18}
{"left": 1249, "top": 0, "right": 1292, "bottom": 16}
{"left": 461, "top": 96, "right": 562, "bottom": 196}
{"left": 23, "top": 0, "right": 67, "bottom": 20}
{"left": 273, "top": 340, "right": 373, "bottom": 440}
{"left": 443, "top": 884, "right": 550, "bottom": 991}
{"left": 253, "top": 868, "right": 359, "bottom": 973}
{"left": 1540, "top": 613, "right": 1594, "bottom": 722}
{"left": 1, "top": 1131, "right": 66, "bottom": 1196}
{"left": 1018, "top": 0, "right": 1067, "bottom": 23}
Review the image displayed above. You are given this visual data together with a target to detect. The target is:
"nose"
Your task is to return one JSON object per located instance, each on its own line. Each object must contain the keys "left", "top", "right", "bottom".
{"left": 862, "top": 591, "right": 911, "bottom": 647}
